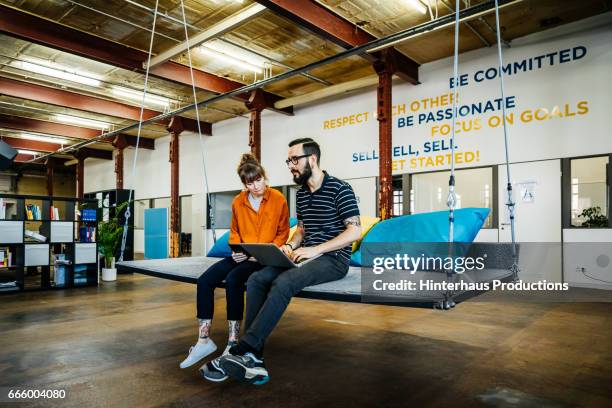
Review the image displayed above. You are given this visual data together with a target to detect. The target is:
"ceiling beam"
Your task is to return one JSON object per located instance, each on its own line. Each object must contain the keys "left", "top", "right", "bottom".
{"left": 254, "top": 0, "right": 419, "bottom": 84}
{"left": 275, "top": 75, "right": 379, "bottom": 109}
{"left": 0, "top": 114, "right": 103, "bottom": 140}
{"left": 13, "top": 153, "right": 39, "bottom": 163}
{"left": 146, "top": 3, "right": 267, "bottom": 68}
{"left": 13, "top": 155, "right": 72, "bottom": 165}
{"left": 0, "top": 77, "right": 212, "bottom": 135}
{"left": 0, "top": 4, "right": 292, "bottom": 116}
{"left": 113, "top": 134, "right": 155, "bottom": 150}
{"left": 1, "top": 135, "right": 61, "bottom": 152}
{"left": 74, "top": 147, "right": 113, "bottom": 161}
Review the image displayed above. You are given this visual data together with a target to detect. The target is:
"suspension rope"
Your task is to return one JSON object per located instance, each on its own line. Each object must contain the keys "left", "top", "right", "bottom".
{"left": 438, "top": 0, "right": 461, "bottom": 310}
{"left": 493, "top": 0, "right": 519, "bottom": 280}
{"left": 446, "top": 0, "right": 460, "bottom": 246}
{"left": 118, "top": 0, "right": 160, "bottom": 262}
{"left": 178, "top": 0, "right": 217, "bottom": 243}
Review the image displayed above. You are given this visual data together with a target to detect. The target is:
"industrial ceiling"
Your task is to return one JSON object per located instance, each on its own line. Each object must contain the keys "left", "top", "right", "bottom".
{"left": 0, "top": 0, "right": 609, "bottom": 165}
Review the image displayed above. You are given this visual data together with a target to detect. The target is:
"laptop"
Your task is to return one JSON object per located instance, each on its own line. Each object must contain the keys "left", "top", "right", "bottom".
{"left": 230, "top": 243, "right": 321, "bottom": 268}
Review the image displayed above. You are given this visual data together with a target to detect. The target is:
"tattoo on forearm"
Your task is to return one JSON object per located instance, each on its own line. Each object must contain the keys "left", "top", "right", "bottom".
{"left": 198, "top": 319, "right": 211, "bottom": 340}
{"left": 228, "top": 320, "right": 241, "bottom": 343}
{"left": 343, "top": 216, "right": 361, "bottom": 227}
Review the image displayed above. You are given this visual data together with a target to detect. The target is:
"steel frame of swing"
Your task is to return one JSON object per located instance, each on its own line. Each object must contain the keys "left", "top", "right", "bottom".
{"left": 437, "top": 0, "right": 520, "bottom": 310}
{"left": 116, "top": 0, "right": 520, "bottom": 310}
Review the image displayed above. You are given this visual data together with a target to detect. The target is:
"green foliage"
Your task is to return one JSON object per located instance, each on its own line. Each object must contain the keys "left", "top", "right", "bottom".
{"left": 578, "top": 206, "right": 609, "bottom": 228}
{"left": 98, "top": 201, "right": 129, "bottom": 268}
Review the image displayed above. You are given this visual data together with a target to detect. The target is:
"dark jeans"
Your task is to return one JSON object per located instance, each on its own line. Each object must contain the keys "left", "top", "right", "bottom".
{"left": 197, "top": 257, "right": 263, "bottom": 321}
{"left": 241, "top": 254, "right": 349, "bottom": 351}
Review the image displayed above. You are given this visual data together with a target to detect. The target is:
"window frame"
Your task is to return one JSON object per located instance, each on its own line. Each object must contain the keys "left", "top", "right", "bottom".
{"left": 402, "top": 165, "right": 498, "bottom": 229}
{"left": 562, "top": 153, "right": 612, "bottom": 229}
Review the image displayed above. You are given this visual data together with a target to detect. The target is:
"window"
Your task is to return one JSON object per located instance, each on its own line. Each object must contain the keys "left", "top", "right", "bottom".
{"left": 393, "top": 190, "right": 403, "bottom": 217}
{"left": 134, "top": 199, "right": 150, "bottom": 229}
{"left": 410, "top": 167, "right": 495, "bottom": 228}
{"left": 569, "top": 156, "right": 609, "bottom": 227}
{"left": 207, "top": 190, "right": 240, "bottom": 229}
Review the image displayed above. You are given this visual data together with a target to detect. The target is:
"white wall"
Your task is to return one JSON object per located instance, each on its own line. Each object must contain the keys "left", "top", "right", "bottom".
{"left": 563, "top": 229, "right": 612, "bottom": 289}
{"left": 86, "top": 13, "right": 612, "bottom": 196}
{"left": 83, "top": 13, "right": 612, "bottom": 289}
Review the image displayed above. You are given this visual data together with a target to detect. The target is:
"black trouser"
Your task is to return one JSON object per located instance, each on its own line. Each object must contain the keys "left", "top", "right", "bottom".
{"left": 241, "top": 254, "right": 349, "bottom": 351}
{"left": 196, "top": 257, "right": 263, "bottom": 321}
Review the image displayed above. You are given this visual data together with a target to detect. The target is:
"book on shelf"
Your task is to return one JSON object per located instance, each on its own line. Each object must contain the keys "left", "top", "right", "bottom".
{"left": 25, "top": 229, "right": 47, "bottom": 242}
{"left": 0, "top": 198, "right": 5, "bottom": 219}
{"left": 25, "top": 204, "right": 42, "bottom": 220}
{"left": 0, "top": 281, "right": 19, "bottom": 292}
{"left": 53, "top": 254, "right": 71, "bottom": 286}
{"left": 50, "top": 206, "right": 60, "bottom": 220}
{"left": 0, "top": 247, "right": 12, "bottom": 267}
{"left": 79, "top": 226, "right": 96, "bottom": 243}
{"left": 74, "top": 264, "right": 88, "bottom": 285}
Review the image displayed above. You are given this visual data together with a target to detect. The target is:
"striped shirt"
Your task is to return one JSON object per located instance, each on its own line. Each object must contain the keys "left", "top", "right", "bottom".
{"left": 296, "top": 172, "right": 360, "bottom": 263}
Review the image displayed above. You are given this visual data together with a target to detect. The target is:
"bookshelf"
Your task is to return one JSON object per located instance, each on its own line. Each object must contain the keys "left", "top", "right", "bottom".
{"left": 0, "top": 194, "right": 99, "bottom": 293}
{"left": 84, "top": 189, "right": 134, "bottom": 262}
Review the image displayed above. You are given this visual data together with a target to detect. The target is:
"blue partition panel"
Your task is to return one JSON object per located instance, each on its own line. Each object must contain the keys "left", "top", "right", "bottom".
{"left": 144, "top": 208, "right": 168, "bottom": 259}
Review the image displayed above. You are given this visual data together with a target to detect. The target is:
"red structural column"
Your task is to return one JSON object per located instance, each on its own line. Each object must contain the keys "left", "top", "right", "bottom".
{"left": 115, "top": 148, "right": 124, "bottom": 190}
{"left": 45, "top": 158, "right": 55, "bottom": 196}
{"left": 248, "top": 110, "right": 261, "bottom": 160}
{"left": 76, "top": 157, "right": 85, "bottom": 199}
{"left": 374, "top": 50, "right": 397, "bottom": 220}
{"left": 167, "top": 116, "right": 183, "bottom": 258}
{"left": 246, "top": 89, "right": 268, "bottom": 161}
{"left": 113, "top": 135, "right": 129, "bottom": 191}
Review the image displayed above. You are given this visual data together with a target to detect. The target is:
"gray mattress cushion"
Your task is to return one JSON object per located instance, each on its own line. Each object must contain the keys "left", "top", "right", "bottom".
{"left": 118, "top": 256, "right": 512, "bottom": 301}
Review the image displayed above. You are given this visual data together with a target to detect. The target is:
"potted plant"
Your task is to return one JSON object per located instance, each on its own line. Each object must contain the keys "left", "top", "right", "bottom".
{"left": 98, "top": 202, "right": 129, "bottom": 281}
{"left": 578, "top": 206, "right": 609, "bottom": 228}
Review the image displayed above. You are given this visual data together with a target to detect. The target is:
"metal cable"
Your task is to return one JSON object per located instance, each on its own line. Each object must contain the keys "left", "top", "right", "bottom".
{"left": 493, "top": 0, "right": 519, "bottom": 280}
{"left": 118, "top": 0, "right": 160, "bottom": 262}
{"left": 178, "top": 0, "right": 216, "bottom": 243}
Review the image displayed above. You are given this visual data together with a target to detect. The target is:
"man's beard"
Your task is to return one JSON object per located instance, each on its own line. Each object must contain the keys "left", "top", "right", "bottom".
{"left": 293, "top": 161, "right": 312, "bottom": 186}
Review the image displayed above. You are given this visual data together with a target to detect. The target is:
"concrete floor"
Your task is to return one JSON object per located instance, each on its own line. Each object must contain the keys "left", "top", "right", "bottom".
{"left": 0, "top": 274, "right": 610, "bottom": 408}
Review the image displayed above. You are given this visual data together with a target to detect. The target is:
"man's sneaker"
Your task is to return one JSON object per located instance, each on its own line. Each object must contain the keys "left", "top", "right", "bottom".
{"left": 179, "top": 339, "right": 217, "bottom": 369}
{"left": 200, "top": 344, "right": 233, "bottom": 382}
{"left": 219, "top": 352, "right": 269, "bottom": 385}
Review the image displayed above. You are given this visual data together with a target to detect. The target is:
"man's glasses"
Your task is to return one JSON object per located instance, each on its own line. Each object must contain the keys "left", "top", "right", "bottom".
{"left": 285, "top": 154, "right": 310, "bottom": 166}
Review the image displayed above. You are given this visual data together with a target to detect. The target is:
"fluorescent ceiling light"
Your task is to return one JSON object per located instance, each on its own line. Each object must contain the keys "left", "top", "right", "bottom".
{"left": 199, "top": 46, "right": 263, "bottom": 73}
{"left": 20, "top": 133, "right": 69, "bottom": 145}
{"left": 14, "top": 59, "right": 101, "bottom": 87}
{"left": 111, "top": 87, "right": 170, "bottom": 108}
{"left": 18, "top": 149, "right": 38, "bottom": 156}
{"left": 55, "top": 114, "right": 110, "bottom": 130}
{"left": 406, "top": 0, "right": 428, "bottom": 14}
{"left": 206, "top": 40, "right": 268, "bottom": 68}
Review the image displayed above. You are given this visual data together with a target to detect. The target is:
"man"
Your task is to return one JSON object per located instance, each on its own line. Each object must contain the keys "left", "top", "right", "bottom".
{"left": 216, "top": 138, "right": 362, "bottom": 385}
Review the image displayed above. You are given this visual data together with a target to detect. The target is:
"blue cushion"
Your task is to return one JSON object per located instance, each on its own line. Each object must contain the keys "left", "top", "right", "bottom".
{"left": 350, "top": 208, "right": 490, "bottom": 266}
{"left": 207, "top": 230, "right": 232, "bottom": 258}
{"left": 207, "top": 217, "right": 298, "bottom": 258}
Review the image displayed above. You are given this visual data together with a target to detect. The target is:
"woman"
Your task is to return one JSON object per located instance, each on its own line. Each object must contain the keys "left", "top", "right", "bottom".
{"left": 180, "top": 153, "right": 289, "bottom": 378}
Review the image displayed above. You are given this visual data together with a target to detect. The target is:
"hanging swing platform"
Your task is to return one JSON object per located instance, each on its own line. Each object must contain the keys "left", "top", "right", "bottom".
{"left": 117, "top": 243, "right": 518, "bottom": 309}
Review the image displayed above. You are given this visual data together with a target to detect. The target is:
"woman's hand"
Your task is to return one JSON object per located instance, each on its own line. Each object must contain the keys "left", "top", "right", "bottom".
{"left": 280, "top": 243, "right": 293, "bottom": 258}
{"left": 232, "top": 251, "right": 248, "bottom": 263}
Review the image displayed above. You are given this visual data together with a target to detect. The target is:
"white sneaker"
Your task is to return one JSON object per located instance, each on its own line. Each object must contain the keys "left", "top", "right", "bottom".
{"left": 179, "top": 339, "right": 217, "bottom": 369}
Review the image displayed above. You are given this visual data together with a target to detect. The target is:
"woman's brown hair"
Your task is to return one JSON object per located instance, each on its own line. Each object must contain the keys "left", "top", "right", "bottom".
{"left": 237, "top": 153, "right": 267, "bottom": 184}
